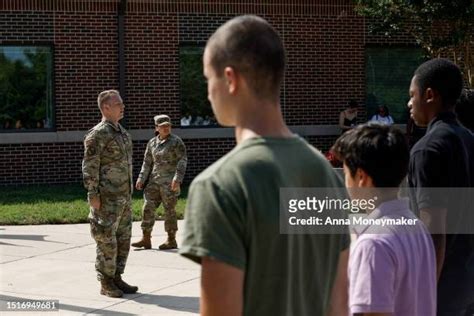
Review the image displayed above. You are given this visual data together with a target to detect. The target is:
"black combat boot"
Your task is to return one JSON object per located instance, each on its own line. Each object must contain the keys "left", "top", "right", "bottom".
{"left": 114, "top": 274, "right": 138, "bottom": 294}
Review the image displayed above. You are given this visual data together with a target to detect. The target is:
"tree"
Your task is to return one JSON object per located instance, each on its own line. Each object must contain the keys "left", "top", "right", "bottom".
{"left": 0, "top": 47, "right": 51, "bottom": 129}
{"left": 355, "top": 0, "right": 474, "bottom": 87}
{"left": 179, "top": 47, "right": 213, "bottom": 122}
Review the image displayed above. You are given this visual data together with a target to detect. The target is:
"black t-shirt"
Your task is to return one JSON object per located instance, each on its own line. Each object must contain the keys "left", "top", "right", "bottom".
{"left": 409, "top": 111, "right": 473, "bottom": 206}
{"left": 408, "top": 111, "right": 474, "bottom": 307}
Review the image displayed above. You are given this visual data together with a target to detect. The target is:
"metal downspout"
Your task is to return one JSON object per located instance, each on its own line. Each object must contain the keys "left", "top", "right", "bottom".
{"left": 118, "top": 0, "right": 127, "bottom": 125}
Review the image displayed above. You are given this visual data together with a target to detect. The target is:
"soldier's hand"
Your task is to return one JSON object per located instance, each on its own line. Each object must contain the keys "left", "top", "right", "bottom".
{"left": 136, "top": 180, "right": 144, "bottom": 190}
{"left": 89, "top": 196, "right": 101, "bottom": 210}
{"left": 171, "top": 179, "right": 180, "bottom": 192}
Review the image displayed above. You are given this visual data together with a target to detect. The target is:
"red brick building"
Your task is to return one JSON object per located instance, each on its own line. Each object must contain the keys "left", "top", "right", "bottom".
{"left": 0, "top": 0, "right": 418, "bottom": 186}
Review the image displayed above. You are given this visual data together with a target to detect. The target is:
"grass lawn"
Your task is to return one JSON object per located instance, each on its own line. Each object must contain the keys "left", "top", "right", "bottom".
{"left": 0, "top": 183, "right": 187, "bottom": 225}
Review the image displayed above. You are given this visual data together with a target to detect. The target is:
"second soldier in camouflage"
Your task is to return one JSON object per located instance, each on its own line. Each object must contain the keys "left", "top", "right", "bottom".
{"left": 132, "top": 114, "right": 187, "bottom": 250}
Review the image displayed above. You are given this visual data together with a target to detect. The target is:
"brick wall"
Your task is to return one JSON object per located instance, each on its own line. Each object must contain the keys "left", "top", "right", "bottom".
{"left": 177, "top": 13, "right": 366, "bottom": 125}
{"left": 0, "top": 12, "right": 54, "bottom": 42}
{"left": 0, "top": 138, "right": 235, "bottom": 186}
{"left": 0, "top": 0, "right": 414, "bottom": 186}
{"left": 125, "top": 12, "right": 180, "bottom": 128}
{"left": 0, "top": 142, "right": 84, "bottom": 185}
{"left": 0, "top": 135, "right": 338, "bottom": 186}
{"left": 284, "top": 15, "right": 365, "bottom": 125}
{"left": 54, "top": 13, "right": 119, "bottom": 131}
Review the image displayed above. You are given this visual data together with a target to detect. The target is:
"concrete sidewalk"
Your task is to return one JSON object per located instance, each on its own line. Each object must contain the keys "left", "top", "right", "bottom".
{"left": 0, "top": 221, "right": 200, "bottom": 315}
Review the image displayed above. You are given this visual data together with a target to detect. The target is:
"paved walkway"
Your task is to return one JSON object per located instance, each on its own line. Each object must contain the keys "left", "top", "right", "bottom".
{"left": 0, "top": 221, "right": 200, "bottom": 315}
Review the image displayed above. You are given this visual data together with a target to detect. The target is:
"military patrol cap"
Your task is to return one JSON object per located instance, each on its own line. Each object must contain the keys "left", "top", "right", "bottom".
{"left": 154, "top": 115, "right": 171, "bottom": 126}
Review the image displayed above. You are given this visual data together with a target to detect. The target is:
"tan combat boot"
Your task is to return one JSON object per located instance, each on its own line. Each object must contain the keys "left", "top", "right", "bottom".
{"left": 159, "top": 231, "right": 177, "bottom": 250}
{"left": 131, "top": 231, "right": 152, "bottom": 249}
{"left": 114, "top": 274, "right": 138, "bottom": 294}
{"left": 100, "top": 277, "right": 123, "bottom": 298}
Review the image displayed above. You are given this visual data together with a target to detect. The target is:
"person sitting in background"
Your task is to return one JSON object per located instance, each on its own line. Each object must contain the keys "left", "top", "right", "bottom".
{"left": 202, "top": 115, "right": 212, "bottom": 125}
{"left": 339, "top": 99, "right": 358, "bottom": 133}
{"left": 2, "top": 121, "right": 12, "bottom": 129}
{"left": 15, "top": 120, "right": 23, "bottom": 129}
{"left": 370, "top": 105, "right": 394, "bottom": 125}
{"left": 180, "top": 113, "right": 192, "bottom": 126}
{"left": 193, "top": 115, "right": 204, "bottom": 125}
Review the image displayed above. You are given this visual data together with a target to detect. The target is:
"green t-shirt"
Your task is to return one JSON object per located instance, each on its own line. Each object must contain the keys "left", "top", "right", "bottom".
{"left": 179, "top": 136, "right": 349, "bottom": 316}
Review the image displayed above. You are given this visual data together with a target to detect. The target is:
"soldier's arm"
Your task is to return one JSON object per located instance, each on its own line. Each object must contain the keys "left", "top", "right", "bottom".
{"left": 173, "top": 138, "right": 187, "bottom": 184}
{"left": 138, "top": 141, "right": 153, "bottom": 183}
{"left": 82, "top": 131, "right": 104, "bottom": 201}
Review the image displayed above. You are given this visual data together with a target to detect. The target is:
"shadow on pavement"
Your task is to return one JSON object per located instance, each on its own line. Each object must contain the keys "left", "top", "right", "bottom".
{"left": 131, "top": 293, "right": 199, "bottom": 313}
{"left": 0, "top": 234, "right": 67, "bottom": 244}
{"left": 133, "top": 248, "right": 179, "bottom": 254}
{"left": 0, "top": 294, "right": 135, "bottom": 315}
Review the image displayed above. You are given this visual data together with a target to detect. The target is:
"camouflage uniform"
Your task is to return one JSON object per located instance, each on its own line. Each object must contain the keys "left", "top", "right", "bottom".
{"left": 138, "top": 133, "right": 187, "bottom": 234}
{"left": 82, "top": 120, "right": 133, "bottom": 281}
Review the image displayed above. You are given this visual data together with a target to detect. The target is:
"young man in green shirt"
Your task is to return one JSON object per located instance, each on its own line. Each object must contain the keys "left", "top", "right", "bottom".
{"left": 179, "top": 15, "right": 349, "bottom": 316}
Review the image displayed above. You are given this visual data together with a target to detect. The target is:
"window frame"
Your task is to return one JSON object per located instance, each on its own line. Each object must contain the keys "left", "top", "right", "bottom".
{"left": 0, "top": 42, "right": 56, "bottom": 133}
{"left": 178, "top": 42, "right": 220, "bottom": 129}
{"left": 364, "top": 44, "right": 426, "bottom": 124}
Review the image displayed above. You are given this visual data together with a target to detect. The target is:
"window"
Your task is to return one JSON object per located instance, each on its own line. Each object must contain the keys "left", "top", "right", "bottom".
{"left": 179, "top": 46, "right": 217, "bottom": 127}
{"left": 0, "top": 46, "right": 54, "bottom": 131}
{"left": 365, "top": 47, "right": 425, "bottom": 123}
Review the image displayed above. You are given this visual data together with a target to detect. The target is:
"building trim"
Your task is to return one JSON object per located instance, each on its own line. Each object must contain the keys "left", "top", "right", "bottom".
{"left": 0, "top": 0, "right": 356, "bottom": 16}
{"left": 0, "top": 125, "right": 407, "bottom": 144}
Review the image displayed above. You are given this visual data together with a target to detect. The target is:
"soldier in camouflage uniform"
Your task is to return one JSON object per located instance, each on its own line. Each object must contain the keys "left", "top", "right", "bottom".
{"left": 132, "top": 114, "right": 187, "bottom": 250}
{"left": 82, "top": 90, "right": 138, "bottom": 298}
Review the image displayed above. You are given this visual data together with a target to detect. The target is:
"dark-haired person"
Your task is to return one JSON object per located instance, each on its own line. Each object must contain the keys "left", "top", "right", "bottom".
{"left": 333, "top": 123, "right": 436, "bottom": 316}
{"left": 179, "top": 15, "right": 349, "bottom": 316}
{"left": 369, "top": 105, "right": 394, "bottom": 125}
{"left": 339, "top": 99, "right": 359, "bottom": 133}
{"left": 407, "top": 58, "right": 474, "bottom": 315}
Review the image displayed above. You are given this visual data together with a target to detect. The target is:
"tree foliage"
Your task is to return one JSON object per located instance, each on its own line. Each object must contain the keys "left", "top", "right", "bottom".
{"left": 366, "top": 47, "right": 425, "bottom": 123}
{"left": 0, "top": 47, "right": 52, "bottom": 129}
{"left": 355, "top": 0, "right": 474, "bottom": 87}
{"left": 179, "top": 47, "right": 213, "bottom": 119}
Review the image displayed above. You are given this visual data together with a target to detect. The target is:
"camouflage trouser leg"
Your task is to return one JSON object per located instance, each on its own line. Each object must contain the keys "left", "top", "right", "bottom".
{"left": 90, "top": 195, "right": 132, "bottom": 280}
{"left": 140, "top": 184, "right": 162, "bottom": 234}
{"left": 115, "top": 201, "right": 132, "bottom": 275}
{"left": 160, "top": 184, "right": 179, "bottom": 233}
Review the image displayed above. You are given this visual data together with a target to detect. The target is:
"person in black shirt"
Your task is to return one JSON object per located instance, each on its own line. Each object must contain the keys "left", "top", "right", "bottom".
{"left": 339, "top": 99, "right": 358, "bottom": 133}
{"left": 406, "top": 116, "right": 426, "bottom": 148}
{"left": 407, "top": 58, "right": 474, "bottom": 316}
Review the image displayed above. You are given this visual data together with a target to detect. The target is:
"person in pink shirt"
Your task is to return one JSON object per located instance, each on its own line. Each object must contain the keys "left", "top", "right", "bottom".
{"left": 332, "top": 123, "right": 436, "bottom": 316}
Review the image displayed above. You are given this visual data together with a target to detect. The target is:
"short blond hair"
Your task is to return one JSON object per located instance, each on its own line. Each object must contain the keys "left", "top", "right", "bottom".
{"left": 97, "top": 89, "right": 120, "bottom": 110}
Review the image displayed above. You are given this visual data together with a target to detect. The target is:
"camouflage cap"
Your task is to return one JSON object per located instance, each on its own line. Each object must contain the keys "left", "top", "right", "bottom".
{"left": 154, "top": 115, "right": 171, "bottom": 126}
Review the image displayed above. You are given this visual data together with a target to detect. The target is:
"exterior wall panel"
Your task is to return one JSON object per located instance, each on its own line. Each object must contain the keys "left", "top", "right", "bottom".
{"left": 0, "top": 0, "right": 415, "bottom": 185}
